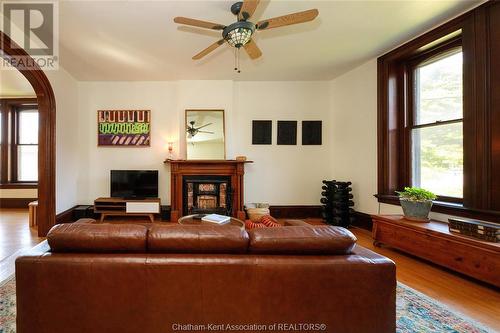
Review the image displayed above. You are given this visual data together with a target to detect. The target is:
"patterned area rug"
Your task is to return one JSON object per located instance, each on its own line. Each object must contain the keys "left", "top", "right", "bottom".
{"left": 0, "top": 277, "right": 16, "bottom": 333}
{"left": 396, "top": 283, "right": 493, "bottom": 333}
{"left": 0, "top": 276, "right": 494, "bottom": 333}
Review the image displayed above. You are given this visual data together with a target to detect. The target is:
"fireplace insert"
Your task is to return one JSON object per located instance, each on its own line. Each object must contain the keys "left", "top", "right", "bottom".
{"left": 182, "top": 175, "right": 232, "bottom": 216}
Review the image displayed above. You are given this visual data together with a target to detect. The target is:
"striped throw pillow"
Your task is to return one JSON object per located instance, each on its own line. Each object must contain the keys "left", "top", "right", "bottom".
{"left": 260, "top": 215, "right": 282, "bottom": 228}
{"left": 245, "top": 220, "right": 267, "bottom": 230}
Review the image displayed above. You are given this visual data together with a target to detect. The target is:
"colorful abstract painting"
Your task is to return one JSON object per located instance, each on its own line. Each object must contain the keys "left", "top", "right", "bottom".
{"left": 97, "top": 110, "right": 151, "bottom": 146}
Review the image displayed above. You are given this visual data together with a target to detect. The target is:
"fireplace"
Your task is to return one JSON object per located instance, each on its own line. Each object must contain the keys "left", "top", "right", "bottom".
{"left": 164, "top": 159, "right": 252, "bottom": 221}
{"left": 183, "top": 175, "right": 231, "bottom": 215}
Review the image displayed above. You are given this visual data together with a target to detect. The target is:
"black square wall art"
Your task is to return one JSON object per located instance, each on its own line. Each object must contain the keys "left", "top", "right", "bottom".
{"left": 252, "top": 120, "right": 272, "bottom": 145}
{"left": 302, "top": 121, "right": 322, "bottom": 145}
{"left": 277, "top": 121, "right": 297, "bottom": 145}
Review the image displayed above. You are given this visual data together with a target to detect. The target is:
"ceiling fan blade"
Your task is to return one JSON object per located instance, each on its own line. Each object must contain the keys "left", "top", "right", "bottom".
{"left": 174, "top": 17, "right": 225, "bottom": 30}
{"left": 195, "top": 123, "right": 213, "bottom": 130}
{"left": 198, "top": 131, "right": 215, "bottom": 134}
{"left": 256, "top": 9, "right": 319, "bottom": 30}
{"left": 244, "top": 39, "right": 262, "bottom": 59}
{"left": 192, "top": 40, "right": 225, "bottom": 60}
{"left": 239, "top": 0, "right": 260, "bottom": 21}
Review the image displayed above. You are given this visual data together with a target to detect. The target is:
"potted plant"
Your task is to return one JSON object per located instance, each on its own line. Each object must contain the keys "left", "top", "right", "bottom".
{"left": 396, "top": 187, "right": 437, "bottom": 222}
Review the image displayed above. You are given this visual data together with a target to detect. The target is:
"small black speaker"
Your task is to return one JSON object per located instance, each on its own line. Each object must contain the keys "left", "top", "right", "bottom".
{"left": 160, "top": 205, "right": 171, "bottom": 221}
{"left": 72, "top": 205, "right": 93, "bottom": 221}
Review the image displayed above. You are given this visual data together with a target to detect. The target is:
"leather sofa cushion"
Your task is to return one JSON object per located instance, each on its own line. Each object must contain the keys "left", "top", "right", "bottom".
{"left": 148, "top": 225, "right": 249, "bottom": 253}
{"left": 47, "top": 223, "right": 148, "bottom": 253}
{"left": 248, "top": 226, "right": 357, "bottom": 254}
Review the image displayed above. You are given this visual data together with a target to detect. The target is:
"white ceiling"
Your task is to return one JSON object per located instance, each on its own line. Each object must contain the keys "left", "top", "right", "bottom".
{"left": 0, "top": 63, "right": 35, "bottom": 97}
{"left": 52, "top": 1, "right": 483, "bottom": 80}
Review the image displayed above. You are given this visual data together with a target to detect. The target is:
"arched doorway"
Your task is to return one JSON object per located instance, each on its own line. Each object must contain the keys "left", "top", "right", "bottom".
{"left": 1, "top": 31, "right": 56, "bottom": 237}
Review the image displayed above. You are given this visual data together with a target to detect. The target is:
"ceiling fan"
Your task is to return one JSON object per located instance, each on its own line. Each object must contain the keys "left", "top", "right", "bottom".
{"left": 173, "top": 0, "right": 319, "bottom": 71}
{"left": 186, "top": 121, "right": 214, "bottom": 138}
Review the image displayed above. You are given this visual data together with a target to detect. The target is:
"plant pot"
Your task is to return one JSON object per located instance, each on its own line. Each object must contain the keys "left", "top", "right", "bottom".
{"left": 399, "top": 199, "right": 433, "bottom": 222}
{"left": 246, "top": 207, "right": 270, "bottom": 222}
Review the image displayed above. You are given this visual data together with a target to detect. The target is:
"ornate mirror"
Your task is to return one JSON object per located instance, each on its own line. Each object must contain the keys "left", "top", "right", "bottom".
{"left": 185, "top": 110, "right": 225, "bottom": 160}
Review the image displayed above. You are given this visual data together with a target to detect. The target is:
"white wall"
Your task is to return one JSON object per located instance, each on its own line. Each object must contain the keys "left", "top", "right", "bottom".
{"left": 76, "top": 81, "right": 332, "bottom": 206}
{"left": 45, "top": 67, "right": 81, "bottom": 213}
{"left": 329, "top": 60, "right": 385, "bottom": 214}
{"left": 235, "top": 82, "right": 331, "bottom": 205}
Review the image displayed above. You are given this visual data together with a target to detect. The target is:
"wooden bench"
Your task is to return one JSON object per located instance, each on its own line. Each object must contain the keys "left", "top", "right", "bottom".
{"left": 371, "top": 214, "right": 500, "bottom": 287}
{"left": 28, "top": 200, "right": 38, "bottom": 228}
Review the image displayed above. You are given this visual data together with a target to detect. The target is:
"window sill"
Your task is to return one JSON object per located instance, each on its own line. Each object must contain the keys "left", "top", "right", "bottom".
{"left": 0, "top": 183, "right": 38, "bottom": 189}
{"left": 375, "top": 194, "right": 500, "bottom": 221}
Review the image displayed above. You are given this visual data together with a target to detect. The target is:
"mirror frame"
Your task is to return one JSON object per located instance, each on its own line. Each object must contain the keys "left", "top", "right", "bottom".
{"left": 185, "top": 109, "right": 226, "bottom": 160}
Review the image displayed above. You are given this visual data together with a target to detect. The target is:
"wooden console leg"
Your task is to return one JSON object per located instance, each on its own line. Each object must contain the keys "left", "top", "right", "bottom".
{"left": 100, "top": 214, "right": 106, "bottom": 223}
{"left": 148, "top": 214, "right": 154, "bottom": 223}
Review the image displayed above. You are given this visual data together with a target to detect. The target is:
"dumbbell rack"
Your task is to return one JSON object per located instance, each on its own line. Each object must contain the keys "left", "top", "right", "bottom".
{"left": 321, "top": 180, "right": 354, "bottom": 227}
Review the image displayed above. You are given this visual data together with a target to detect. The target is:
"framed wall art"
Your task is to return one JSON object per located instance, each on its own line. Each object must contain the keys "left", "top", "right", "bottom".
{"left": 97, "top": 110, "right": 151, "bottom": 147}
{"left": 252, "top": 120, "right": 272, "bottom": 145}
{"left": 277, "top": 120, "right": 297, "bottom": 145}
{"left": 302, "top": 121, "right": 322, "bottom": 145}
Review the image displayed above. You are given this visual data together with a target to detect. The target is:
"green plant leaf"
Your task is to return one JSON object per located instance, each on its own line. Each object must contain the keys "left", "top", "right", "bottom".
{"left": 396, "top": 187, "right": 437, "bottom": 201}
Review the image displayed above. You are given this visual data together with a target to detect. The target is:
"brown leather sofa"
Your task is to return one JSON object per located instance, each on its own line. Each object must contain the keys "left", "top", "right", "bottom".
{"left": 16, "top": 222, "right": 396, "bottom": 333}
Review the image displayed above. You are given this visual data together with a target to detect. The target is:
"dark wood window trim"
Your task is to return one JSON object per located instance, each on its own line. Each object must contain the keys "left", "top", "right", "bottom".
{"left": 0, "top": 98, "right": 38, "bottom": 188}
{"left": 377, "top": 1, "right": 500, "bottom": 222}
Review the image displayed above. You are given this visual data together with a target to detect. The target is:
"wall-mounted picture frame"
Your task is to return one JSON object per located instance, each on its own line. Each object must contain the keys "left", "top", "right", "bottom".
{"left": 97, "top": 110, "right": 151, "bottom": 147}
{"left": 277, "top": 120, "right": 297, "bottom": 145}
{"left": 252, "top": 120, "right": 272, "bottom": 145}
{"left": 302, "top": 121, "right": 322, "bottom": 145}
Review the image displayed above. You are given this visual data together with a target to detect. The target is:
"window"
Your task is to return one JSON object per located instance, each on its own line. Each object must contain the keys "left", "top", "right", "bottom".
{"left": 16, "top": 110, "right": 39, "bottom": 181}
{"left": 410, "top": 49, "right": 463, "bottom": 199}
{"left": 0, "top": 99, "right": 38, "bottom": 187}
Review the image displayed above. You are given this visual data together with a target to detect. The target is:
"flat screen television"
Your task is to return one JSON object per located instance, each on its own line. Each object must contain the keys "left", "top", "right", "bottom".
{"left": 110, "top": 170, "right": 158, "bottom": 199}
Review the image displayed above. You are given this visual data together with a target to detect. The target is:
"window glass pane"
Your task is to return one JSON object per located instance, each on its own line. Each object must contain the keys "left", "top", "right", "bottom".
{"left": 412, "top": 122, "right": 463, "bottom": 198}
{"left": 19, "top": 110, "right": 38, "bottom": 144}
{"left": 18, "top": 145, "right": 38, "bottom": 181}
{"left": 415, "top": 50, "right": 462, "bottom": 125}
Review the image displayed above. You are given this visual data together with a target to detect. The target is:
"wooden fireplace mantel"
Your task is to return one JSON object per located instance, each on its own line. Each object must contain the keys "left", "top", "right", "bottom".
{"left": 164, "top": 159, "right": 253, "bottom": 222}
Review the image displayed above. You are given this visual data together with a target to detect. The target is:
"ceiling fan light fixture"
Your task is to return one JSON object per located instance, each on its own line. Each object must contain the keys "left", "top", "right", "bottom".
{"left": 223, "top": 21, "right": 255, "bottom": 48}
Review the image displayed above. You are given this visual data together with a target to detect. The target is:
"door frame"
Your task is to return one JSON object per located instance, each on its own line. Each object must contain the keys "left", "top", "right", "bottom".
{"left": 1, "top": 31, "right": 56, "bottom": 236}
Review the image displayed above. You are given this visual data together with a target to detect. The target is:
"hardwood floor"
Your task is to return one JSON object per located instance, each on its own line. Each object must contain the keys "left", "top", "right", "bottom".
{"left": 350, "top": 226, "right": 500, "bottom": 331}
{"left": 0, "top": 208, "right": 44, "bottom": 281}
{"left": 0, "top": 209, "right": 44, "bottom": 261}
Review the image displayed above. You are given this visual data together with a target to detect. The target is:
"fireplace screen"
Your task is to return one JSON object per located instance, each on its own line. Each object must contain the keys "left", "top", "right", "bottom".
{"left": 183, "top": 176, "right": 231, "bottom": 215}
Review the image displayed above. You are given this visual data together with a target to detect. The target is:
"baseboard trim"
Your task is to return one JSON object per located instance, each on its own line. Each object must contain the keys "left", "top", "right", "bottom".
{"left": 269, "top": 205, "right": 322, "bottom": 219}
{"left": 352, "top": 211, "right": 373, "bottom": 231}
{"left": 55, "top": 205, "right": 78, "bottom": 224}
{"left": 52, "top": 204, "right": 373, "bottom": 229}
{"left": 0, "top": 198, "right": 37, "bottom": 208}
